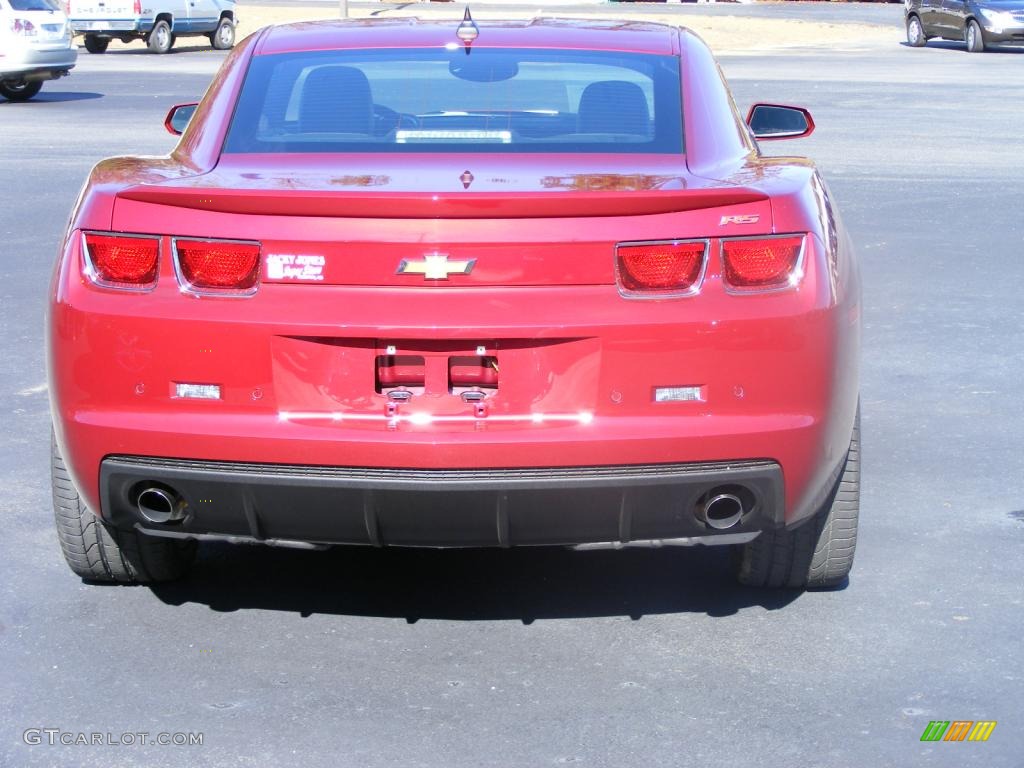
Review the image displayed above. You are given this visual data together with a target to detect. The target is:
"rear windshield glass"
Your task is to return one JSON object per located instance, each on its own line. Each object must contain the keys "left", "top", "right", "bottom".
{"left": 224, "top": 48, "right": 683, "bottom": 154}
{"left": 8, "top": 0, "right": 62, "bottom": 9}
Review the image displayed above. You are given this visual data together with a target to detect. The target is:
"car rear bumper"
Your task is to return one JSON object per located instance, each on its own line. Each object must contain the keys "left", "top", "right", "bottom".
{"left": 70, "top": 18, "right": 149, "bottom": 34}
{"left": 101, "top": 455, "right": 785, "bottom": 547}
{"left": 0, "top": 46, "right": 76, "bottom": 79}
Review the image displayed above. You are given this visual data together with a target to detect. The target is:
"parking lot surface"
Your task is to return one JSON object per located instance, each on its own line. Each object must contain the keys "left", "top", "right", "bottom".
{"left": 1, "top": 18, "right": 1022, "bottom": 768}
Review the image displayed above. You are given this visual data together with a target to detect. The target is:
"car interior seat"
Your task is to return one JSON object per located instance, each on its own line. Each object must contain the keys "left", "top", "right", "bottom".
{"left": 576, "top": 80, "right": 651, "bottom": 137}
{"left": 299, "top": 65, "right": 375, "bottom": 135}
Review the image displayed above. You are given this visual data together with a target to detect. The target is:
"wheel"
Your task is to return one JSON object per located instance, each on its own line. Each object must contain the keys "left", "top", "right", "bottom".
{"left": 210, "top": 16, "right": 234, "bottom": 50}
{"left": 0, "top": 78, "right": 43, "bottom": 102}
{"left": 147, "top": 19, "right": 173, "bottom": 54}
{"left": 966, "top": 20, "right": 985, "bottom": 52}
{"left": 52, "top": 433, "right": 195, "bottom": 583}
{"left": 906, "top": 16, "right": 927, "bottom": 47}
{"left": 83, "top": 33, "right": 109, "bottom": 53}
{"left": 737, "top": 409, "right": 860, "bottom": 589}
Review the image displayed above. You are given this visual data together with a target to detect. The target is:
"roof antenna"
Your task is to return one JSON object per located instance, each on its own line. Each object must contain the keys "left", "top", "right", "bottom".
{"left": 456, "top": 7, "right": 479, "bottom": 52}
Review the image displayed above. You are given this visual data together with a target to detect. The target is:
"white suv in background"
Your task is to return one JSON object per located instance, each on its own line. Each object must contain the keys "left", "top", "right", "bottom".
{"left": 68, "top": 0, "right": 235, "bottom": 54}
{"left": 0, "top": 0, "right": 76, "bottom": 101}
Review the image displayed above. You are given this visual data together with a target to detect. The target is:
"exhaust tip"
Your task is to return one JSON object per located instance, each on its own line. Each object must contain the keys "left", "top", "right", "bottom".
{"left": 136, "top": 487, "right": 186, "bottom": 524}
{"left": 698, "top": 491, "right": 745, "bottom": 531}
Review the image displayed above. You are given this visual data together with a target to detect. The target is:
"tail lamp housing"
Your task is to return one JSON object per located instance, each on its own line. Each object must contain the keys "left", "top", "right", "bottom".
{"left": 173, "top": 238, "right": 261, "bottom": 297}
{"left": 615, "top": 239, "right": 708, "bottom": 298}
{"left": 80, "top": 233, "right": 262, "bottom": 295}
{"left": 81, "top": 232, "right": 160, "bottom": 291}
{"left": 11, "top": 18, "right": 37, "bottom": 36}
{"left": 721, "top": 234, "right": 806, "bottom": 293}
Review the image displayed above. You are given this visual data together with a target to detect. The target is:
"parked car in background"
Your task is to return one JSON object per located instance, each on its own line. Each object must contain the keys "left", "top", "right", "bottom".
{"left": 905, "top": 0, "right": 1024, "bottom": 51}
{"left": 67, "top": 0, "right": 235, "bottom": 54}
{"left": 48, "top": 17, "right": 861, "bottom": 590}
{"left": 0, "top": 0, "right": 76, "bottom": 101}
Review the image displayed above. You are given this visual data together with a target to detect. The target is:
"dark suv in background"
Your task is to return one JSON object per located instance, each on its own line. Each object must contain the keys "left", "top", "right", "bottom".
{"left": 905, "top": 0, "right": 1024, "bottom": 51}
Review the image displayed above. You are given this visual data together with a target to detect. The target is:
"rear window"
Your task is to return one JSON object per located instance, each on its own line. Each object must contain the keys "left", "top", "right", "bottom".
{"left": 224, "top": 48, "right": 683, "bottom": 154}
{"left": 8, "top": 0, "right": 62, "bottom": 9}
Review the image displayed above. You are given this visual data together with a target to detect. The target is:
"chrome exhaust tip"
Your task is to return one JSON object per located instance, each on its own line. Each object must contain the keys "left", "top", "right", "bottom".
{"left": 136, "top": 487, "right": 187, "bottom": 524}
{"left": 699, "top": 492, "right": 744, "bottom": 531}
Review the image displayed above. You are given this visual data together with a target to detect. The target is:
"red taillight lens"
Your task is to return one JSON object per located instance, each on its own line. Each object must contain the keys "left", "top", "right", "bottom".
{"left": 83, "top": 233, "right": 159, "bottom": 289}
{"left": 133, "top": 0, "right": 142, "bottom": 14}
{"left": 175, "top": 239, "right": 261, "bottom": 294}
{"left": 721, "top": 235, "right": 805, "bottom": 291}
{"left": 11, "top": 18, "right": 37, "bottom": 36}
{"left": 616, "top": 240, "right": 706, "bottom": 296}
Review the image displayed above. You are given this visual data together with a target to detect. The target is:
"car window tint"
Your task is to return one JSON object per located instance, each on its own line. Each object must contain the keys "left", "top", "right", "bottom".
{"left": 224, "top": 48, "right": 683, "bottom": 154}
{"left": 8, "top": 0, "right": 62, "bottom": 10}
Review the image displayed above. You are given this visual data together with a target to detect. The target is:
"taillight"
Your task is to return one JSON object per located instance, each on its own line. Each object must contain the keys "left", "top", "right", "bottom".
{"left": 615, "top": 240, "right": 707, "bottom": 298}
{"left": 11, "top": 18, "right": 37, "bottom": 36}
{"left": 133, "top": 0, "right": 142, "bottom": 14}
{"left": 721, "top": 235, "right": 805, "bottom": 292}
{"left": 174, "top": 239, "right": 261, "bottom": 296}
{"left": 82, "top": 232, "right": 159, "bottom": 290}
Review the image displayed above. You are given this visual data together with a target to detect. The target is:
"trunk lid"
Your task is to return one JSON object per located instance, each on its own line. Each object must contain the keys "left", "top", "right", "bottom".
{"left": 112, "top": 155, "right": 774, "bottom": 288}
{"left": 68, "top": 0, "right": 136, "bottom": 21}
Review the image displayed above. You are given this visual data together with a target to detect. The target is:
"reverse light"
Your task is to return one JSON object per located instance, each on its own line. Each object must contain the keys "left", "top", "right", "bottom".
{"left": 721, "top": 235, "right": 806, "bottom": 292}
{"left": 82, "top": 232, "right": 159, "bottom": 290}
{"left": 174, "top": 238, "right": 261, "bottom": 296}
{"left": 615, "top": 240, "right": 707, "bottom": 298}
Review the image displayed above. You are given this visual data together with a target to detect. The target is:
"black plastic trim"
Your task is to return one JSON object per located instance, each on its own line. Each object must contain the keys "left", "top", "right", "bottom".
{"left": 100, "top": 456, "right": 785, "bottom": 548}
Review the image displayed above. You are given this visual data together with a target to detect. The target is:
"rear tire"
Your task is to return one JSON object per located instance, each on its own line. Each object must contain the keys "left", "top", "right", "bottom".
{"left": 147, "top": 19, "right": 173, "bottom": 54}
{"left": 52, "top": 434, "right": 195, "bottom": 583}
{"left": 83, "top": 33, "right": 109, "bottom": 53}
{"left": 0, "top": 78, "right": 43, "bottom": 102}
{"left": 966, "top": 20, "right": 985, "bottom": 52}
{"left": 210, "top": 17, "right": 234, "bottom": 50}
{"left": 737, "top": 410, "right": 860, "bottom": 589}
{"left": 906, "top": 16, "right": 927, "bottom": 47}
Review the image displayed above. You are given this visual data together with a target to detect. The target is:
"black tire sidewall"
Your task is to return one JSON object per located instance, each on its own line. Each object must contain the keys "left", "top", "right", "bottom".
{"left": 0, "top": 79, "right": 43, "bottom": 101}
{"left": 967, "top": 21, "right": 985, "bottom": 52}
{"left": 212, "top": 18, "right": 234, "bottom": 49}
{"left": 83, "top": 33, "right": 109, "bottom": 53}
{"left": 907, "top": 17, "right": 925, "bottom": 46}
{"left": 148, "top": 20, "right": 172, "bottom": 53}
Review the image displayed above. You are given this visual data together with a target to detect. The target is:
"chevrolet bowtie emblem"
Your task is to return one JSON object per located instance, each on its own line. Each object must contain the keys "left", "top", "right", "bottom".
{"left": 397, "top": 253, "right": 476, "bottom": 280}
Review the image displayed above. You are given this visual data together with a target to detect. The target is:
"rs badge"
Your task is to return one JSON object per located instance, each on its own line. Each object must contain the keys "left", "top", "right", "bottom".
{"left": 720, "top": 214, "right": 760, "bottom": 225}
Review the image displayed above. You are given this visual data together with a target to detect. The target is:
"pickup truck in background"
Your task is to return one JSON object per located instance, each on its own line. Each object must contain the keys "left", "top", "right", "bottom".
{"left": 67, "top": 0, "right": 235, "bottom": 54}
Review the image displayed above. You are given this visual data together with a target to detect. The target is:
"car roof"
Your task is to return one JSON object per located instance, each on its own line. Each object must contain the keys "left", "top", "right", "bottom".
{"left": 255, "top": 17, "right": 681, "bottom": 57}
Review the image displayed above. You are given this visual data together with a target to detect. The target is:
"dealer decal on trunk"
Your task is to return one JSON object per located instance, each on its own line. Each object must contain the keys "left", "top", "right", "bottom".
{"left": 266, "top": 254, "right": 325, "bottom": 281}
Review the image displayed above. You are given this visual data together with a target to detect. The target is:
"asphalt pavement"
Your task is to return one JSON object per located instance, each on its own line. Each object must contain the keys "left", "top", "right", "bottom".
{"left": 1, "top": 16, "right": 1023, "bottom": 768}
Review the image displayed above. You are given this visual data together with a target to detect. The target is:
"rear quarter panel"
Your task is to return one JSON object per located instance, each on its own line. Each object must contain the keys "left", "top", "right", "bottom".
{"left": 679, "top": 28, "right": 860, "bottom": 523}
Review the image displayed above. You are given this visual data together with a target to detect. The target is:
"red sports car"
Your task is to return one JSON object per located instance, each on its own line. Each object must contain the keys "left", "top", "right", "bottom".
{"left": 48, "top": 15, "right": 861, "bottom": 589}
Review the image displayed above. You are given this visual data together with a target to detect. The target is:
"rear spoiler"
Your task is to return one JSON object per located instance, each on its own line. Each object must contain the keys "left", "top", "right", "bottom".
{"left": 116, "top": 185, "right": 770, "bottom": 219}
